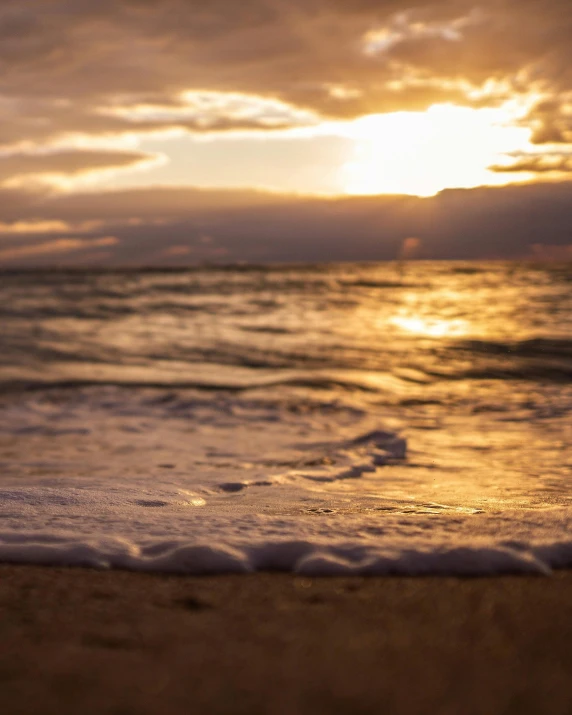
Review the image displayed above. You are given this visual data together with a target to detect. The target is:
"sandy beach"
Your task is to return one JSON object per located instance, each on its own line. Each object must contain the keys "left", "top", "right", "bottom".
{"left": 0, "top": 566, "right": 571, "bottom": 714}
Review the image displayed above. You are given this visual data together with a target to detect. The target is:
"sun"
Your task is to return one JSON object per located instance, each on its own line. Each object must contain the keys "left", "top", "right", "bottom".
{"left": 340, "top": 104, "right": 532, "bottom": 197}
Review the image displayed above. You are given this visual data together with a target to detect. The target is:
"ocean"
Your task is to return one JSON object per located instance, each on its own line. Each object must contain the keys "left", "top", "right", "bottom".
{"left": 0, "top": 261, "right": 571, "bottom": 575}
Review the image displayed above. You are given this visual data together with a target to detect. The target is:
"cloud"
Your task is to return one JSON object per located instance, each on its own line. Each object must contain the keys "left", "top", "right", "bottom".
{"left": 529, "top": 243, "right": 572, "bottom": 260}
{"left": 525, "top": 97, "right": 572, "bottom": 144}
{"left": 399, "top": 236, "right": 422, "bottom": 259}
{"left": 2, "top": 1, "right": 570, "bottom": 145}
{"left": 491, "top": 153, "right": 572, "bottom": 174}
{"left": 0, "top": 219, "right": 71, "bottom": 234}
{"left": 0, "top": 235, "right": 117, "bottom": 263}
{"left": 1, "top": 182, "right": 572, "bottom": 265}
{"left": 1, "top": 0, "right": 572, "bottom": 193}
{"left": 364, "top": 7, "right": 485, "bottom": 55}
{"left": 0, "top": 149, "right": 159, "bottom": 186}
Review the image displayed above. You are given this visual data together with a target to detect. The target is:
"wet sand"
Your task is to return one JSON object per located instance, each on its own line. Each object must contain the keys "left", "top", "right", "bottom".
{"left": 0, "top": 565, "right": 571, "bottom": 715}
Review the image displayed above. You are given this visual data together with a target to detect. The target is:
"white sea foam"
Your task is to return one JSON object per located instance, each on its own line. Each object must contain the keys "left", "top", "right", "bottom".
{"left": 0, "top": 386, "right": 571, "bottom": 576}
{"left": 0, "top": 482, "right": 571, "bottom": 574}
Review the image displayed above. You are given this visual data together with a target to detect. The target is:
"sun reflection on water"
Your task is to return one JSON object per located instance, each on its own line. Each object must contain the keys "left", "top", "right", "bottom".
{"left": 389, "top": 314, "right": 469, "bottom": 338}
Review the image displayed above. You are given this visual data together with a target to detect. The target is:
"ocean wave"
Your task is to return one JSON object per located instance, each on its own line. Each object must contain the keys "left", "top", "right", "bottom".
{"left": 0, "top": 373, "right": 388, "bottom": 395}
{"left": 0, "top": 503, "right": 571, "bottom": 575}
{"left": 340, "top": 280, "right": 424, "bottom": 289}
{"left": 453, "top": 338, "right": 572, "bottom": 359}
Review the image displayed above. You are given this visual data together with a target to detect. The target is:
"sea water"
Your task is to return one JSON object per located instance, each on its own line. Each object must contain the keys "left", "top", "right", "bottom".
{"left": 0, "top": 262, "right": 571, "bottom": 574}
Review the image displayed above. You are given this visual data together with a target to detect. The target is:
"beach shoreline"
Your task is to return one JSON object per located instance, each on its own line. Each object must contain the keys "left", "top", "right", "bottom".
{"left": 1, "top": 565, "right": 571, "bottom": 714}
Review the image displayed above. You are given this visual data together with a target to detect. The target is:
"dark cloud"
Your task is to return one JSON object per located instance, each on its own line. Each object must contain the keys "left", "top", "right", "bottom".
{"left": 17, "top": 186, "right": 296, "bottom": 224}
{"left": 526, "top": 98, "right": 572, "bottom": 144}
{"left": 1, "top": 182, "right": 571, "bottom": 265}
{"left": 3, "top": 0, "right": 571, "bottom": 153}
{"left": 491, "top": 153, "right": 572, "bottom": 173}
{"left": 0, "top": 149, "right": 157, "bottom": 184}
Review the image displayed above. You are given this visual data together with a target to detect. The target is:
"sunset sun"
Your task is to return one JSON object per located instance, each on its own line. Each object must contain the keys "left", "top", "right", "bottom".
{"left": 342, "top": 104, "right": 532, "bottom": 197}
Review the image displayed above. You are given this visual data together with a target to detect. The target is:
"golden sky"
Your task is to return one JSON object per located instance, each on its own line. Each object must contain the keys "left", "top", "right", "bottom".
{"left": 1, "top": 0, "right": 572, "bottom": 264}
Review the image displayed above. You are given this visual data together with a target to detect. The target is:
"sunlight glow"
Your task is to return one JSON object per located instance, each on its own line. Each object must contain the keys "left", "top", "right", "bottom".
{"left": 342, "top": 104, "right": 533, "bottom": 197}
{"left": 390, "top": 315, "right": 469, "bottom": 338}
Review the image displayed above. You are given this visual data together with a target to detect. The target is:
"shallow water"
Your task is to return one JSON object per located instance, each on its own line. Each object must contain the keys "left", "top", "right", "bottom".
{"left": 0, "top": 262, "right": 571, "bottom": 574}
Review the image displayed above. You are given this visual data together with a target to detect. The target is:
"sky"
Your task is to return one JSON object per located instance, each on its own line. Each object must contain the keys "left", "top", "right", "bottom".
{"left": 1, "top": 0, "right": 572, "bottom": 265}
